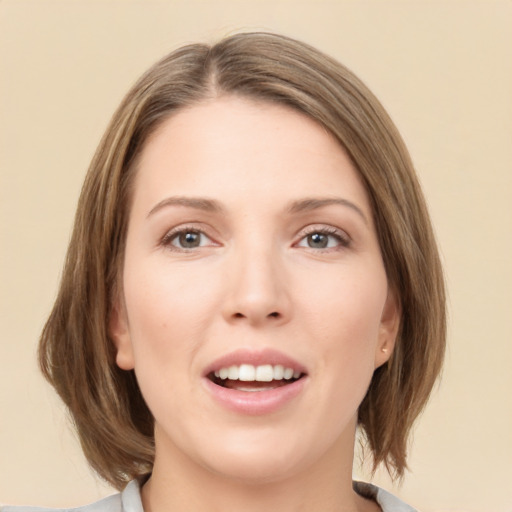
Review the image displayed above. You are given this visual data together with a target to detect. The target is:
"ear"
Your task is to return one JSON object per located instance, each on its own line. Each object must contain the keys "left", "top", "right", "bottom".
{"left": 374, "top": 287, "right": 401, "bottom": 369}
{"left": 109, "top": 298, "right": 135, "bottom": 371}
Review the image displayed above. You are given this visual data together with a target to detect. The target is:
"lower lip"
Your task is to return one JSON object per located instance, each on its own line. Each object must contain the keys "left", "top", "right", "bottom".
{"left": 203, "top": 377, "right": 307, "bottom": 415}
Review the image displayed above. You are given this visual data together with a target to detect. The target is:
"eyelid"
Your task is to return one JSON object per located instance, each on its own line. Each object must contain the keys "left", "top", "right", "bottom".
{"left": 158, "top": 222, "right": 350, "bottom": 252}
{"left": 159, "top": 223, "right": 219, "bottom": 250}
{"left": 294, "top": 224, "right": 351, "bottom": 249}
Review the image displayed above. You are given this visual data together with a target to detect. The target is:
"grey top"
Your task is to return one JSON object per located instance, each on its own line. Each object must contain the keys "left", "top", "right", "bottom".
{"left": 2, "top": 480, "right": 417, "bottom": 512}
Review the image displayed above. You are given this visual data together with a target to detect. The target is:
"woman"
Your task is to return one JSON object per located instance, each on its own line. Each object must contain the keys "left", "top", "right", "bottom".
{"left": 3, "top": 32, "right": 445, "bottom": 512}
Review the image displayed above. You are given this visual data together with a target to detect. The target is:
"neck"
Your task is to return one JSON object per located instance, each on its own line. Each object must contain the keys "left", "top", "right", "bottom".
{"left": 141, "top": 423, "right": 380, "bottom": 512}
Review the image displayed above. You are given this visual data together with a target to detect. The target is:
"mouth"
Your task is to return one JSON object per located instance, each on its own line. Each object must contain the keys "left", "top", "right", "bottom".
{"left": 207, "top": 364, "right": 306, "bottom": 392}
{"left": 203, "top": 349, "right": 308, "bottom": 414}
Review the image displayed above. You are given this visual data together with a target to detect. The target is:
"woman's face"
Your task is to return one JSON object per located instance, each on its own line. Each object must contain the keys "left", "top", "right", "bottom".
{"left": 111, "top": 96, "right": 399, "bottom": 483}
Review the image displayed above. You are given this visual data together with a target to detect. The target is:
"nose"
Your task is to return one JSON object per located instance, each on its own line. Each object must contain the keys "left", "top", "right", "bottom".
{"left": 222, "top": 244, "right": 292, "bottom": 327}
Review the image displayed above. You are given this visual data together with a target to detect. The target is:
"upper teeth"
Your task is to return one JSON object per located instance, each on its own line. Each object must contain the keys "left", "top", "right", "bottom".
{"left": 214, "top": 364, "right": 301, "bottom": 382}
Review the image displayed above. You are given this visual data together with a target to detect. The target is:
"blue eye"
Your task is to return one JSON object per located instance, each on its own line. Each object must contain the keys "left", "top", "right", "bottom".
{"left": 163, "top": 229, "right": 212, "bottom": 250}
{"left": 297, "top": 229, "right": 349, "bottom": 250}
{"left": 175, "top": 231, "right": 202, "bottom": 248}
{"left": 306, "top": 233, "right": 330, "bottom": 249}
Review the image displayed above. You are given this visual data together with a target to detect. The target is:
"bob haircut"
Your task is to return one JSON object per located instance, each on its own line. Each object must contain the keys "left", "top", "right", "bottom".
{"left": 39, "top": 32, "right": 445, "bottom": 490}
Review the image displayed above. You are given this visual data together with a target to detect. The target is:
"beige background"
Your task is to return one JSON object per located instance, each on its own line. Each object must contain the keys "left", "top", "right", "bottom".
{"left": 1, "top": 1, "right": 511, "bottom": 511}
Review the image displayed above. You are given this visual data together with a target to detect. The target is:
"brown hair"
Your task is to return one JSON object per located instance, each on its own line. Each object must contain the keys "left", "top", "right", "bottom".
{"left": 39, "top": 32, "right": 445, "bottom": 489}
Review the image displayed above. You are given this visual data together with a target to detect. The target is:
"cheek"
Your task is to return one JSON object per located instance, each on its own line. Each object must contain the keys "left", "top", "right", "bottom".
{"left": 301, "top": 265, "right": 387, "bottom": 379}
{"left": 120, "top": 269, "right": 198, "bottom": 418}
{"left": 120, "top": 261, "right": 227, "bottom": 449}
{"left": 303, "top": 262, "right": 386, "bottom": 334}
{"left": 121, "top": 259, "right": 222, "bottom": 372}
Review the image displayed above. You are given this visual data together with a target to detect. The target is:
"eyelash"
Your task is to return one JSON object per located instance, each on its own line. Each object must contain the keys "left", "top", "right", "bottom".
{"left": 159, "top": 225, "right": 351, "bottom": 252}
{"left": 160, "top": 225, "right": 216, "bottom": 251}
{"left": 295, "top": 226, "right": 351, "bottom": 251}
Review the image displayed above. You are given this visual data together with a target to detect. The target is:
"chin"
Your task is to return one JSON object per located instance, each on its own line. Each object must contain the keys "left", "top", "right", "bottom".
{"left": 188, "top": 423, "right": 327, "bottom": 486}
{"left": 206, "top": 448, "right": 306, "bottom": 485}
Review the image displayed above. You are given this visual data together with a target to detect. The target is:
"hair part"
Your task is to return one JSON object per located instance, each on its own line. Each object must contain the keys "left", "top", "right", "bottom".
{"left": 39, "top": 32, "right": 445, "bottom": 489}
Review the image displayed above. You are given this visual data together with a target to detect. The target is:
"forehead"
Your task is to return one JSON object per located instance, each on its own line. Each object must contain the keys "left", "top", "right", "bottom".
{"left": 131, "top": 96, "right": 371, "bottom": 215}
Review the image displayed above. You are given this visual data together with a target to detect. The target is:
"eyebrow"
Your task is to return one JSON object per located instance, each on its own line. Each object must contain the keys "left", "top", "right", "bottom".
{"left": 147, "top": 196, "right": 225, "bottom": 218}
{"left": 287, "top": 197, "right": 369, "bottom": 225}
{"left": 147, "top": 195, "right": 368, "bottom": 225}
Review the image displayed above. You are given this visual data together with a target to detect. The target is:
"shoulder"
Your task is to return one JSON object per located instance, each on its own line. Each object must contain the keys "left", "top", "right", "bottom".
{"left": 0, "top": 493, "right": 122, "bottom": 512}
{"left": 3, "top": 480, "right": 417, "bottom": 512}
{"left": 1, "top": 481, "right": 143, "bottom": 512}
{"left": 353, "top": 481, "right": 419, "bottom": 512}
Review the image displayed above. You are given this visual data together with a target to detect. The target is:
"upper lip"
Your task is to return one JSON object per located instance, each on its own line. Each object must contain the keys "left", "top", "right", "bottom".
{"left": 203, "top": 348, "right": 307, "bottom": 377}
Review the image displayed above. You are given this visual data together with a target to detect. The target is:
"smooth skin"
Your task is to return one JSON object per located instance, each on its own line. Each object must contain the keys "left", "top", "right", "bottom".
{"left": 110, "top": 96, "right": 399, "bottom": 512}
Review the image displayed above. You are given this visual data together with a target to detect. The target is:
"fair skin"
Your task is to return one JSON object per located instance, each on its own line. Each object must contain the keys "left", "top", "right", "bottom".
{"left": 111, "top": 96, "right": 399, "bottom": 512}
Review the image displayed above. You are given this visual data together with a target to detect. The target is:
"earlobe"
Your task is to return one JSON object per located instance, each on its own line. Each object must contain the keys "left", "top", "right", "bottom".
{"left": 374, "top": 288, "right": 401, "bottom": 369}
{"left": 109, "top": 300, "right": 135, "bottom": 371}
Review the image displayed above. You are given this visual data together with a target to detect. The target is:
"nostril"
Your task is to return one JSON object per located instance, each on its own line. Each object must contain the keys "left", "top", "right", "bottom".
{"left": 230, "top": 311, "right": 281, "bottom": 321}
